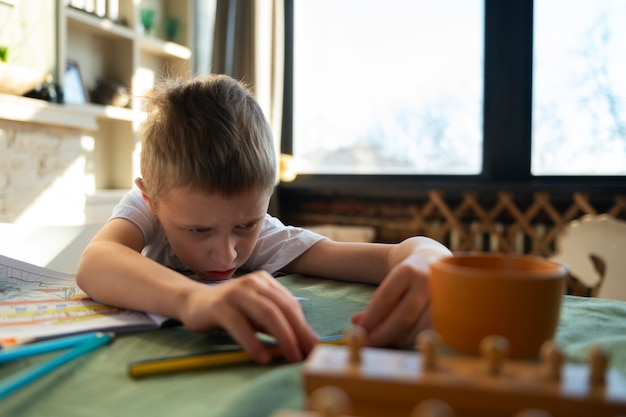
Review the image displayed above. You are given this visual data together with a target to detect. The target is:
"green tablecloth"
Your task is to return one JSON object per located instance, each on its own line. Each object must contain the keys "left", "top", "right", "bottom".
{"left": 1, "top": 274, "right": 626, "bottom": 417}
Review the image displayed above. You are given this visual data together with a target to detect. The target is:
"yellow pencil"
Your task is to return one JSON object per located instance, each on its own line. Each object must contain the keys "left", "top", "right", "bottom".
{"left": 128, "top": 346, "right": 283, "bottom": 378}
{"left": 128, "top": 334, "right": 343, "bottom": 379}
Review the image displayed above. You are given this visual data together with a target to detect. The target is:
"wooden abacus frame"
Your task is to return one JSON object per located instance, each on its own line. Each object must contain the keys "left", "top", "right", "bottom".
{"left": 298, "top": 330, "right": 626, "bottom": 417}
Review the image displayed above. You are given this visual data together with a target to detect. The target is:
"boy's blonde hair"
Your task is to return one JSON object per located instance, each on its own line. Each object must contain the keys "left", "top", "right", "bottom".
{"left": 140, "top": 74, "right": 277, "bottom": 203}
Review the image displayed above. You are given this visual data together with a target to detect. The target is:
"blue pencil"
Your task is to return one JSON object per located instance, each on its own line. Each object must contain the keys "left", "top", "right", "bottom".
{"left": 0, "top": 332, "right": 113, "bottom": 399}
{"left": 0, "top": 332, "right": 109, "bottom": 364}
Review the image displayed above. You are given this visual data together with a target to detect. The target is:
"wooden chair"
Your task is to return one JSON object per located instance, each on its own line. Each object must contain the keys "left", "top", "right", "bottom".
{"left": 551, "top": 214, "right": 626, "bottom": 301}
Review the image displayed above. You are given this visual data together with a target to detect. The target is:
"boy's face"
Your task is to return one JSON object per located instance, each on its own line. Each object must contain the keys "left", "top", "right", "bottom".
{"left": 150, "top": 186, "right": 272, "bottom": 281}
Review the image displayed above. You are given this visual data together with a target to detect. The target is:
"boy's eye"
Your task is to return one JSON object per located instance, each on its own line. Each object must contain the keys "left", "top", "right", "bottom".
{"left": 190, "top": 228, "right": 208, "bottom": 234}
{"left": 237, "top": 222, "right": 256, "bottom": 230}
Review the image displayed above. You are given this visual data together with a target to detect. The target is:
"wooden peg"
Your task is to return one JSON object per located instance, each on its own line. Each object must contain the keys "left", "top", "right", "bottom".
{"left": 410, "top": 399, "right": 455, "bottom": 417}
{"left": 343, "top": 326, "right": 366, "bottom": 366}
{"left": 306, "top": 386, "right": 352, "bottom": 417}
{"left": 540, "top": 340, "right": 564, "bottom": 382}
{"left": 587, "top": 345, "right": 609, "bottom": 387}
{"left": 479, "top": 335, "right": 509, "bottom": 376}
{"left": 416, "top": 329, "right": 441, "bottom": 372}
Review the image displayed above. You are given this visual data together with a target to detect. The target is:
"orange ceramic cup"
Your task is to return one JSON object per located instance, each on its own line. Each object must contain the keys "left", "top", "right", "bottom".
{"left": 429, "top": 252, "right": 567, "bottom": 359}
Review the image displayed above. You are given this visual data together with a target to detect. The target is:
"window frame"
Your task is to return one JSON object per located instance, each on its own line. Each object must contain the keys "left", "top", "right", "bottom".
{"left": 280, "top": 0, "right": 626, "bottom": 197}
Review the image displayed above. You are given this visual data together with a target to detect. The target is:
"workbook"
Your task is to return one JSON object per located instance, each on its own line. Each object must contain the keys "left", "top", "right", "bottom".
{"left": 0, "top": 254, "right": 174, "bottom": 342}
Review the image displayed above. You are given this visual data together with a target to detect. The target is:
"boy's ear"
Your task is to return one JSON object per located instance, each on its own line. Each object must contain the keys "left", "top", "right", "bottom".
{"left": 135, "top": 178, "right": 157, "bottom": 214}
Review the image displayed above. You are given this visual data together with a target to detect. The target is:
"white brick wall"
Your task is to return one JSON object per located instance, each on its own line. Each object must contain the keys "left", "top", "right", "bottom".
{"left": 0, "top": 120, "right": 95, "bottom": 225}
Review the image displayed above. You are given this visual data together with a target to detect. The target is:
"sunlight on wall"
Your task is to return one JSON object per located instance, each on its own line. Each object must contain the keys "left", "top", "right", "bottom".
{"left": 13, "top": 154, "right": 88, "bottom": 226}
{"left": 81, "top": 134, "right": 96, "bottom": 194}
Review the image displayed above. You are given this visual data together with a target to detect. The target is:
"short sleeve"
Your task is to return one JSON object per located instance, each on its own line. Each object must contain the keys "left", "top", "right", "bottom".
{"left": 108, "top": 188, "right": 158, "bottom": 244}
{"left": 241, "top": 214, "right": 327, "bottom": 274}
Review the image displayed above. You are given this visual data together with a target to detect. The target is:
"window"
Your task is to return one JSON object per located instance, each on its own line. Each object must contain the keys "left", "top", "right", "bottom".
{"left": 532, "top": 0, "right": 626, "bottom": 175}
{"left": 284, "top": 0, "right": 626, "bottom": 183}
{"left": 290, "top": 0, "right": 484, "bottom": 175}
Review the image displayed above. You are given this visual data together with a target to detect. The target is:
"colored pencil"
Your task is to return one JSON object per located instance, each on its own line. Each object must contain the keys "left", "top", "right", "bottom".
{"left": 0, "top": 332, "right": 109, "bottom": 364}
{"left": 128, "top": 346, "right": 284, "bottom": 378}
{"left": 0, "top": 332, "right": 113, "bottom": 400}
{"left": 0, "top": 337, "right": 36, "bottom": 349}
{"left": 128, "top": 334, "right": 344, "bottom": 379}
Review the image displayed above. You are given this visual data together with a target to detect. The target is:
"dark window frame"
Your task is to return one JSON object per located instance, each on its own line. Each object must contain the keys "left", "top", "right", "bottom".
{"left": 279, "top": 0, "right": 626, "bottom": 198}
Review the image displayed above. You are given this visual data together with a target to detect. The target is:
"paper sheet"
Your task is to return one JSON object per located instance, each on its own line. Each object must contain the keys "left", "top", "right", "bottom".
{"left": 0, "top": 254, "right": 164, "bottom": 341}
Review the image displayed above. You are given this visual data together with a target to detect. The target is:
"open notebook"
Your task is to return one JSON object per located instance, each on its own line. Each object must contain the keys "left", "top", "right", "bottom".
{"left": 0, "top": 254, "right": 173, "bottom": 342}
{"left": 0, "top": 254, "right": 308, "bottom": 343}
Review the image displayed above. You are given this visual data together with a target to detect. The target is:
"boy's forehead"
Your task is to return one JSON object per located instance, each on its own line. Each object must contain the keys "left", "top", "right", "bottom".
{"left": 160, "top": 186, "right": 271, "bottom": 215}
{"left": 163, "top": 184, "right": 271, "bottom": 200}
{"left": 157, "top": 190, "right": 269, "bottom": 228}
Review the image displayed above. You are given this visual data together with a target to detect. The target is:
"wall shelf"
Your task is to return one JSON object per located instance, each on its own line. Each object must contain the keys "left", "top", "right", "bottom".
{"left": 58, "top": 0, "right": 194, "bottom": 190}
{"left": 0, "top": 94, "right": 98, "bottom": 131}
{"left": 138, "top": 36, "right": 192, "bottom": 60}
{"left": 65, "top": 7, "right": 135, "bottom": 40}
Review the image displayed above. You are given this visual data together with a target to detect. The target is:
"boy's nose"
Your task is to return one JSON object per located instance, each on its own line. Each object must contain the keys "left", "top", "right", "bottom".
{"left": 209, "top": 237, "right": 237, "bottom": 265}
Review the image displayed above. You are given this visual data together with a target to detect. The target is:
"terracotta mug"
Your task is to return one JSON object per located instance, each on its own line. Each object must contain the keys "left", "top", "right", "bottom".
{"left": 429, "top": 252, "right": 567, "bottom": 359}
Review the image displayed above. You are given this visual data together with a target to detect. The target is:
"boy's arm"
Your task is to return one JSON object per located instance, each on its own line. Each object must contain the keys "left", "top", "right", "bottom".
{"left": 76, "top": 218, "right": 199, "bottom": 320}
{"left": 283, "top": 236, "right": 452, "bottom": 348}
{"left": 282, "top": 236, "right": 450, "bottom": 284}
{"left": 76, "top": 219, "right": 317, "bottom": 363}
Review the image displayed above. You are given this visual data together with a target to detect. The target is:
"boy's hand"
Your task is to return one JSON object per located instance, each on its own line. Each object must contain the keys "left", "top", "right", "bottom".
{"left": 351, "top": 259, "right": 433, "bottom": 348}
{"left": 181, "top": 270, "right": 319, "bottom": 364}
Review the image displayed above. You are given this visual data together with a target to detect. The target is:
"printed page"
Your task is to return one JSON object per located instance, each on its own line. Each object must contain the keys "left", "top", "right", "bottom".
{"left": 0, "top": 254, "right": 167, "bottom": 341}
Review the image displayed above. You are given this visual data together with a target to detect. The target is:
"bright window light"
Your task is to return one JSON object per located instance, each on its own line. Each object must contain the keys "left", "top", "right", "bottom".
{"left": 532, "top": 0, "right": 626, "bottom": 175}
{"left": 292, "top": 0, "right": 484, "bottom": 174}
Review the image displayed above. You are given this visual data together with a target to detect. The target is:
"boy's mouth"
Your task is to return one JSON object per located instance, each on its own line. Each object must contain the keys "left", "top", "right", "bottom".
{"left": 206, "top": 269, "right": 236, "bottom": 280}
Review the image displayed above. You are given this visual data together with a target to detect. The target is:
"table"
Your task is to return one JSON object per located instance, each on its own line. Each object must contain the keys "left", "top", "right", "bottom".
{"left": 1, "top": 273, "right": 626, "bottom": 417}
{"left": 0, "top": 223, "right": 102, "bottom": 274}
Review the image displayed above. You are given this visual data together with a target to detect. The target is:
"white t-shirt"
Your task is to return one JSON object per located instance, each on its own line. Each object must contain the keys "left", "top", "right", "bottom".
{"left": 108, "top": 188, "right": 326, "bottom": 276}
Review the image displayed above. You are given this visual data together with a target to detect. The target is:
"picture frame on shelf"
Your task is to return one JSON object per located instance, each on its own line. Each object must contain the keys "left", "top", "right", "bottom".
{"left": 63, "top": 59, "right": 89, "bottom": 105}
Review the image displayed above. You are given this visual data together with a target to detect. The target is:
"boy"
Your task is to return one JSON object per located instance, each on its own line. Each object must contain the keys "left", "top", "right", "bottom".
{"left": 76, "top": 74, "right": 451, "bottom": 364}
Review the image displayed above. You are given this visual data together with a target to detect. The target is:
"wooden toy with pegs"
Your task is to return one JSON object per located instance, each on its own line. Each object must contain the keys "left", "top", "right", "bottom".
{"left": 272, "top": 386, "right": 563, "bottom": 417}
{"left": 298, "top": 327, "right": 626, "bottom": 417}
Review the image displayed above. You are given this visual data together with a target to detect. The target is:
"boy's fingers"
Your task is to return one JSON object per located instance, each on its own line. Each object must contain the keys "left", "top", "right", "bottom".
{"left": 250, "top": 273, "right": 319, "bottom": 356}
{"left": 220, "top": 310, "right": 273, "bottom": 363}
{"left": 355, "top": 266, "right": 431, "bottom": 347}
{"left": 238, "top": 290, "right": 306, "bottom": 362}
{"left": 366, "top": 298, "right": 431, "bottom": 347}
{"left": 356, "top": 277, "right": 407, "bottom": 331}
{"left": 381, "top": 284, "right": 432, "bottom": 347}
{"left": 255, "top": 286, "right": 318, "bottom": 360}
{"left": 351, "top": 311, "right": 365, "bottom": 326}
{"left": 217, "top": 271, "right": 317, "bottom": 363}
